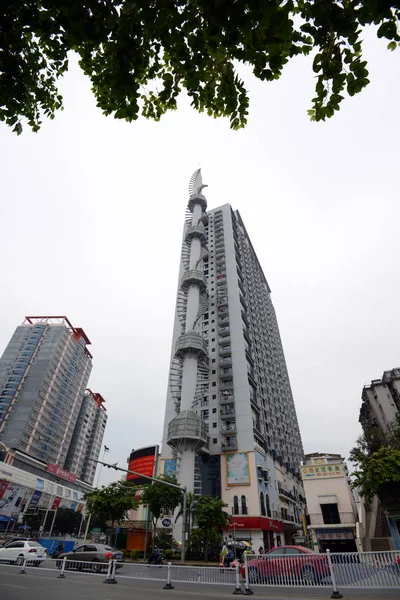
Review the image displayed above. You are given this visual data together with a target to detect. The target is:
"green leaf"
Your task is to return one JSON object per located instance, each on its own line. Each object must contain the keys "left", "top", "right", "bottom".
{"left": 388, "top": 41, "right": 397, "bottom": 51}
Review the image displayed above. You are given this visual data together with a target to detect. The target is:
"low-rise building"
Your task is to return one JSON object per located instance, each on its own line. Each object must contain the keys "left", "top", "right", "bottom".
{"left": 301, "top": 453, "right": 359, "bottom": 553}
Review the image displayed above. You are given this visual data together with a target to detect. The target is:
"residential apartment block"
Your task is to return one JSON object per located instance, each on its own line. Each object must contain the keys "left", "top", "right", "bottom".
{"left": 160, "top": 170, "right": 305, "bottom": 550}
{"left": 0, "top": 316, "right": 106, "bottom": 495}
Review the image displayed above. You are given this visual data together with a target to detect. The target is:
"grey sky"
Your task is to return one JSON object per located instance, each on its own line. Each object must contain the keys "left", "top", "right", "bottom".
{"left": 0, "top": 28, "right": 399, "bottom": 487}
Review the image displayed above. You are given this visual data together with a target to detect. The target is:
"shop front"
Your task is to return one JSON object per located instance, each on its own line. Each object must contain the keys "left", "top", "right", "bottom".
{"left": 315, "top": 527, "right": 357, "bottom": 553}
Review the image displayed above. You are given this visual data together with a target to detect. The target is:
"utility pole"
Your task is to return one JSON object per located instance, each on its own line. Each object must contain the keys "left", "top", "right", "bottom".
{"left": 89, "top": 459, "right": 188, "bottom": 562}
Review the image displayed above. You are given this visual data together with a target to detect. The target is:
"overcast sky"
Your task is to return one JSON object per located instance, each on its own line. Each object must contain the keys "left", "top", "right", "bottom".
{"left": 0, "top": 28, "right": 399, "bottom": 487}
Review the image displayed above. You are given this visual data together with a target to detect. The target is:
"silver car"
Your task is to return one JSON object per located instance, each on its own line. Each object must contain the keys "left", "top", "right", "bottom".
{"left": 57, "top": 543, "right": 124, "bottom": 573}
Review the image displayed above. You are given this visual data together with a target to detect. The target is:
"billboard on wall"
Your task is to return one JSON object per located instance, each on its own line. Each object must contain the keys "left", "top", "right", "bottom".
{"left": 226, "top": 452, "right": 250, "bottom": 486}
{"left": 127, "top": 446, "right": 158, "bottom": 485}
{"left": 164, "top": 459, "right": 177, "bottom": 477}
{"left": 0, "top": 484, "right": 29, "bottom": 517}
{"left": 301, "top": 464, "right": 343, "bottom": 479}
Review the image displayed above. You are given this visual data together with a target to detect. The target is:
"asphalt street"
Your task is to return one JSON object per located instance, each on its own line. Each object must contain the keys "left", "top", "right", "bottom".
{"left": 0, "top": 565, "right": 399, "bottom": 600}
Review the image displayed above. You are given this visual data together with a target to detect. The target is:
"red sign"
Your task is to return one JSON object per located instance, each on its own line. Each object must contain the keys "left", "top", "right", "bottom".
{"left": 127, "top": 446, "right": 157, "bottom": 484}
{"left": 0, "top": 479, "right": 9, "bottom": 500}
{"left": 226, "top": 516, "right": 284, "bottom": 533}
{"left": 46, "top": 463, "right": 76, "bottom": 483}
{"left": 51, "top": 496, "right": 62, "bottom": 510}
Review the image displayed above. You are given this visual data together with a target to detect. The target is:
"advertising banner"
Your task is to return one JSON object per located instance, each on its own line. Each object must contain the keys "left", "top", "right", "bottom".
{"left": 226, "top": 452, "right": 250, "bottom": 486}
{"left": 127, "top": 446, "right": 158, "bottom": 485}
{"left": 164, "top": 459, "right": 177, "bottom": 477}
{"left": 36, "top": 478, "right": 44, "bottom": 491}
{"left": 0, "top": 484, "right": 29, "bottom": 517}
{"left": 0, "top": 479, "right": 9, "bottom": 500}
{"left": 301, "top": 464, "right": 343, "bottom": 479}
{"left": 51, "top": 496, "right": 62, "bottom": 510}
{"left": 38, "top": 492, "right": 52, "bottom": 509}
{"left": 27, "top": 489, "right": 42, "bottom": 511}
{"left": 46, "top": 463, "right": 76, "bottom": 483}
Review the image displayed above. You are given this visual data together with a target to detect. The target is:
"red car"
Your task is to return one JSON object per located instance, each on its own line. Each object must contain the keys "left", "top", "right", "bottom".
{"left": 241, "top": 545, "right": 329, "bottom": 584}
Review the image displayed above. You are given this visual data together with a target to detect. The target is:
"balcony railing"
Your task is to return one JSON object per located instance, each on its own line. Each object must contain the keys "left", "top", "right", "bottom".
{"left": 220, "top": 381, "right": 234, "bottom": 390}
{"left": 221, "top": 440, "right": 238, "bottom": 451}
{"left": 220, "top": 393, "right": 234, "bottom": 404}
{"left": 220, "top": 369, "right": 233, "bottom": 378}
{"left": 220, "top": 407, "right": 235, "bottom": 418}
{"left": 309, "top": 512, "right": 357, "bottom": 525}
{"left": 219, "top": 336, "right": 231, "bottom": 346}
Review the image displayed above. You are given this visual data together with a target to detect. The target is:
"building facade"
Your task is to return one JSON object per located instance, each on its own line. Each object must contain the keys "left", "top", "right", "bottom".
{"left": 0, "top": 316, "right": 107, "bottom": 503}
{"left": 358, "top": 368, "right": 400, "bottom": 551}
{"left": 160, "top": 171, "right": 305, "bottom": 550}
{"left": 301, "top": 453, "right": 359, "bottom": 553}
{"left": 65, "top": 390, "right": 107, "bottom": 485}
{"left": 360, "top": 368, "right": 400, "bottom": 437}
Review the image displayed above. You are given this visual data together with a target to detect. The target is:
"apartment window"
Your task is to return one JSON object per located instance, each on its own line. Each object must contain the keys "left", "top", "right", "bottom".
{"left": 212, "top": 395, "right": 216, "bottom": 399}
{"left": 201, "top": 410, "right": 209, "bottom": 420}
{"left": 233, "top": 495, "right": 239, "bottom": 515}
{"left": 321, "top": 503, "right": 340, "bottom": 524}
{"left": 260, "top": 492, "right": 266, "bottom": 516}
{"left": 212, "top": 382, "right": 216, "bottom": 387}
{"left": 212, "top": 408, "right": 217, "bottom": 414}
{"left": 212, "top": 422, "right": 217, "bottom": 428}
{"left": 212, "top": 370, "right": 216, "bottom": 374}
{"left": 213, "top": 438, "right": 217, "bottom": 444}
{"left": 241, "top": 495, "right": 248, "bottom": 515}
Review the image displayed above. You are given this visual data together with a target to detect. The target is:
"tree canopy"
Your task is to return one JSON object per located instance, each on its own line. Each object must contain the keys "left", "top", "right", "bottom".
{"left": 85, "top": 480, "right": 139, "bottom": 532}
{"left": 350, "top": 415, "right": 400, "bottom": 502}
{"left": 193, "top": 495, "right": 230, "bottom": 560}
{"left": 140, "top": 474, "right": 182, "bottom": 544}
{"left": 1, "top": 1, "right": 399, "bottom": 134}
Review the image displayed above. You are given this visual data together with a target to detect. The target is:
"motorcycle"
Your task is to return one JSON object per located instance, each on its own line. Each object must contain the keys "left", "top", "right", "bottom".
{"left": 148, "top": 551, "right": 164, "bottom": 565}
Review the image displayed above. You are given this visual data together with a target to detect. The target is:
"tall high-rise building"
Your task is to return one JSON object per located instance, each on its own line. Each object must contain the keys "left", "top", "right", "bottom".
{"left": 0, "top": 316, "right": 106, "bottom": 492}
{"left": 65, "top": 390, "right": 107, "bottom": 485}
{"left": 160, "top": 171, "right": 305, "bottom": 549}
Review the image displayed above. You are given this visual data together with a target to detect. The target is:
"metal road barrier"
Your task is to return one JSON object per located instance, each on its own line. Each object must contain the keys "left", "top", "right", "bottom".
{"left": 1, "top": 550, "right": 399, "bottom": 596}
{"left": 242, "top": 550, "right": 400, "bottom": 596}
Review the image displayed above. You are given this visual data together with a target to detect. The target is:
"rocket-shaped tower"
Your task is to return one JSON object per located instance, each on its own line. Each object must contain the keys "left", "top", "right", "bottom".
{"left": 165, "top": 169, "right": 210, "bottom": 493}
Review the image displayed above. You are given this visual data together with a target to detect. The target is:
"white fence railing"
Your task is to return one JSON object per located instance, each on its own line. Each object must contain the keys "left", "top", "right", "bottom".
{"left": 242, "top": 550, "right": 400, "bottom": 593}
{"left": 0, "top": 550, "right": 399, "bottom": 595}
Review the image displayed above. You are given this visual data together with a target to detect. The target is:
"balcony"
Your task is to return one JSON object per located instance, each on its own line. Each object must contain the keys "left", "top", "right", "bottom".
{"left": 219, "top": 357, "right": 232, "bottom": 367}
{"left": 185, "top": 224, "right": 207, "bottom": 246}
{"left": 221, "top": 439, "right": 238, "bottom": 451}
{"left": 278, "top": 484, "right": 296, "bottom": 503}
{"left": 175, "top": 331, "right": 207, "bottom": 359}
{"left": 220, "top": 407, "right": 235, "bottom": 418}
{"left": 219, "top": 346, "right": 231, "bottom": 356}
{"left": 220, "top": 368, "right": 233, "bottom": 378}
{"left": 222, "top": 422, "right": 237, "bottom": 434}
{"left": 308, "top": 512, "right": 357, "bottom": 526}
{"left": 220, "top": 380, "right": 234, "bottom": 391}
{"left": 219, "top": 336, "right": 231, "bottom": 346}
{"left": 218, "top": 304, "right": 229, "bottom": 315}
{"left": 220, "top": 393, "right": 234, "bottom": 404}
{"left": 180, "top": 269, "right": 207, "bottom": 292}
{"left": 218, "top": 315, "right": 230, "bottom": 326}
{"left": 218, "top": 326, "right": 230, "bottom": 335}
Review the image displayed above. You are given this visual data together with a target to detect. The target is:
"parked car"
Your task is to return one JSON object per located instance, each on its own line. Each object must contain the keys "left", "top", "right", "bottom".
{"left": 0, "top": 540, "right": 47, "bottom": 565}
{"left": 56, "top": 543, "right": 124, "bottom": 573}
{"left": 0, "top": 537, "right": 31, "bottom": 548}
{"left": 241, "top": 545, "right": 330, "bottom": 584}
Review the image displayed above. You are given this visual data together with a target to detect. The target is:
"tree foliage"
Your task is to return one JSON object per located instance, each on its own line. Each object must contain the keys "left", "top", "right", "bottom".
{"left": 53, "top": 507, "right": 82, "bottom": 535}
{"left": 175, "top": 491, "right": 196, "bottom": 539}
{"left": 350, "top": 415, "right": 400, "bottom": 502}
{"left": 1, "top": 1, "right": 400, "bottom": 133}
{"left": 193, "top": 495, "right": 230, "bottom": 560}
{"left": 140, "top": 475, "right": 182, "bottom": 544}
{"left": 351, "top": 446, "right": 400, "bottom": 501}
{"left": 85, "top": 480, "right": 139, "bottom": 533}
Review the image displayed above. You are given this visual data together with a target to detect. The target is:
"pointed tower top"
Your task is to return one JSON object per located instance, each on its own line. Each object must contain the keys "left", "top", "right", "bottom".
{"left": 189, "top": 168, "right": 208, "bottom": 198}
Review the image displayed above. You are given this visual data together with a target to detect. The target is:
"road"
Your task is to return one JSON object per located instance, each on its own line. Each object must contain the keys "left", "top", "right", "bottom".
{"left": 1, "top": 566, "right": 399, "bottom": 600}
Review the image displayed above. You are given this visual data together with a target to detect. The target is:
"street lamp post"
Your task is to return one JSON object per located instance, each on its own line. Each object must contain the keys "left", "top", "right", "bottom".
{"left": 89, "top": 459, "right": 188, "bottom": 562}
